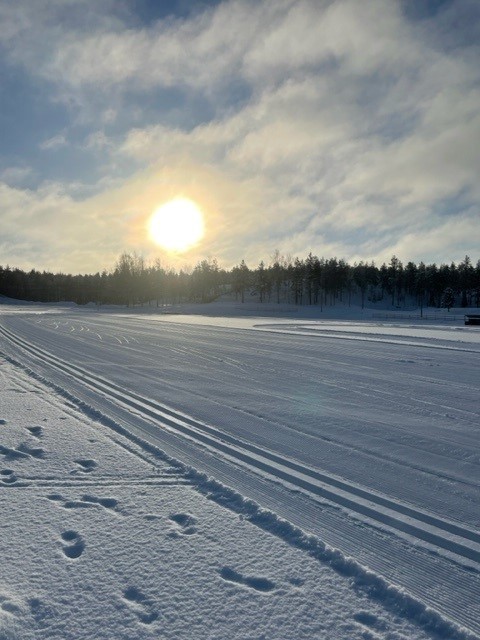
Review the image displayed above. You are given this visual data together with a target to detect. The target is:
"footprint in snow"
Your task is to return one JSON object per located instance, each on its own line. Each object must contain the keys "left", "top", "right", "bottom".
{"left": 288, "top": 577, "right": 305, "bottom": 587}
{"left": 26, "top": 426, "right": 43, "bottom": 439}
{"left": 0, "top": 445, "right": 26, "bottom": 461}
{"left": 0, "top": 443, "right": 45, "bottom": 461}
{"left": 122, "top": 587, "right": 158, "bottom": 625}
{"left": 47, "top": 494, "right": 93, "bottom": 510}
{"left": 28, "top": 597, "right": 57, "bottom": 624}
{"left": 81, "top": 494, "right": 119, "bottom": 510}
{"left": 219, "top": 566, "right": 276, "bottom": 593}
{"left": 0, "top": 469, "right": 18, "bottom": 485}
{"left": 47, "top": 493, "right": 119, "bottom": 513}
{"left": 353, "top": 611, "right": 387, "bottom": 632}
{"left": 17, "top": 443, "right": 45, "bottom": 458}
{"left": 168, "top": 513, "right": 197, "bottom": 537}
{"left": 0, "top": 594, "right": 22, "bottom": 617}
{"left": 60, "top": 530, "right": 85, "bottom": 559}
{"left": 71, "top": 459, "right": 97, "bottom": 474}
{"left": 144, "top": 514, "right": 161, "bottom": 522}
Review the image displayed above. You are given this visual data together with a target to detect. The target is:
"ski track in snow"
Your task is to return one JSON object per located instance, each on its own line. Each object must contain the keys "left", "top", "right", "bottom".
{"left": 1, "top": 306, "right": 479, "bottom": 638}
{"left": 2, "top": 322, "right": 479, "bottom": 562}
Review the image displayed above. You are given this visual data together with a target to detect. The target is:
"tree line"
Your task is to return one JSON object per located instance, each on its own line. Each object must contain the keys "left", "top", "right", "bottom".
{"left": 1, "top": 252, "right": 479, "bottom": 310}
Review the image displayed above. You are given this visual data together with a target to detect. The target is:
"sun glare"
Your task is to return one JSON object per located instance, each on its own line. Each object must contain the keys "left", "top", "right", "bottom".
{"left": 149, "top": 198, "right": 205, "bottom": 252}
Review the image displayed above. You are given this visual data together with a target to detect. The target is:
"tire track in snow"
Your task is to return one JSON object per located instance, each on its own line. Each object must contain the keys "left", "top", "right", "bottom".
{"left": 1, "top": 324, "right": 479, "bottom": 567}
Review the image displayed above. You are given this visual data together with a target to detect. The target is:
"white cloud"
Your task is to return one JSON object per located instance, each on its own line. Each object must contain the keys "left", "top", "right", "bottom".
{"left": 242, "top": 0, "right": 418, "bottom": 84}
{"left": 84, "top": 131, "right": 112, "bottom": 150}
{"left": 0, "top": 178, "right": 135, "bottom": 273}
{"left": 0, "top": 166, "right": 32, "bottom": 186}
{"left": 39, "top": 134, "right": 67, "bottom": 150}
{"left": 381, "top": 210, "right": 480, "bottom": 266}
{"left": 345, "top": 94, "right": 480, "bottom": 206}
{"left": 102, "top": 108, "right": 117, "bottom": 124}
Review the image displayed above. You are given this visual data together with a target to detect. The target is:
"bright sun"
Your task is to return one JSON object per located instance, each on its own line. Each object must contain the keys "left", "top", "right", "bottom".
{"left": 148, "top": 198, "right": 205, "bottom": 252}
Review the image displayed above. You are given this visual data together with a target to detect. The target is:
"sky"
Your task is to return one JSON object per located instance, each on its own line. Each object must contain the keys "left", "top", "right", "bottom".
{"left": 0, "top": 0, "right": 479, "bottom": 275}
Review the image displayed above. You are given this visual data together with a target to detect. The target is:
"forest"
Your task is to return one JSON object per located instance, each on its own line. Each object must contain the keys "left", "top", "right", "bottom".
{"left": 1, "top": 252, "right": 479, "bottom": 311}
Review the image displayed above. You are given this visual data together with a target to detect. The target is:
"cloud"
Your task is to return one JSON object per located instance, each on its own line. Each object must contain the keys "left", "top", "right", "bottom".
{"left": 42, "top": 1, "right": 266, "bottom": 92}
{"left": 115, "top": 32, "right": 480, "bottom": 262}
{"left": 380, "top": 209, "right": 480, "bottom": 266}
{"left": 242, "top": 0, "right": 418, "bottom": 84}
{"left": 0, "top": 0, "right": 479, "bottom": 273}
{"left": 84, "top": 131, "right": 112, "bottom": 150}
{"left": 39, "top": 134, "right": 67, "bottom": 150}
{"left": 0, "top": 166, "right": 33, "bottom": 187}
{"left": 0, "top": 178, "right": 130, "bottom": 273}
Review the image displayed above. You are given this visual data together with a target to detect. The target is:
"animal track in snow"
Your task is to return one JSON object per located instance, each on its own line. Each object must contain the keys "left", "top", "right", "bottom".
{"left": 72, "top": 459, "right": 97, "bottom": 474}
{"left": 0, "top": 445, "right": 26, "bottom": 461}
{"left": 47, "top": 493, "right": 119, "bottom": 513}
{"left": 168, "top": 513, "right": 197, "bottom": 536}
{"left": 219, "top": 567, "right": 276, "bottom": 593}
{"left": 81, "top": 494, "right": 118, "bottom": 509}
{"left": 48, "top": 494, "right": 92, "bottom": 509}
{"left": 0, "top": 594, "right": 22, "bottom": 617}
{"left": 122, "top": 587, "right": 158, "bottom": 625}
{"left": 288, "top": 577, "right": 305, "bottom": 587}
{"left": 28, "top": 597, "right": 56, "bottom": 623}
{"left": 17, "top": 443, "right": 45, "bottom": 458}
{"left": 0, "top": 469, "right": 18, "bottom": 485}
{"left": 60, "top": 530, "right": 85, "bottom": 559}
{"left": 26, "top": 426, "right": 43, "bottom": 439}
{"left": 0, "top": 443, "right": 45, "bottom": 461}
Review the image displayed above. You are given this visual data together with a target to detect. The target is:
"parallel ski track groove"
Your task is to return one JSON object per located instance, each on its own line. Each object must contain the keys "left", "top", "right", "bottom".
{"left": 1, "top": 324, "right": 479, "bottom": 566}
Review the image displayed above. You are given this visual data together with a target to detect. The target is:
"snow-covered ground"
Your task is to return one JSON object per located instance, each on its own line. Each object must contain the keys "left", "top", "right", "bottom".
{"left": 1, "top": 299, "right": 479, "bottom": 639}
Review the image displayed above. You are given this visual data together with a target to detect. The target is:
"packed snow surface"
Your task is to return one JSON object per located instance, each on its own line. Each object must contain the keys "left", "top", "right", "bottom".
{"left": 1, "top": 299, "right": 479, "bottom": 639}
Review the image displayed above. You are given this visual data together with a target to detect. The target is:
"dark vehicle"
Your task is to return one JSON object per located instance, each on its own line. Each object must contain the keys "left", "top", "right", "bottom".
{"left": 464, "top": 314, "right": 480, "bottom": 325}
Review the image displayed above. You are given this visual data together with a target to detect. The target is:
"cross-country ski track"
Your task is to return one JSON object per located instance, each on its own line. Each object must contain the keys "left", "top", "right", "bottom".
{"left": 1, "top": 307, "right": 479, "bottom": 638}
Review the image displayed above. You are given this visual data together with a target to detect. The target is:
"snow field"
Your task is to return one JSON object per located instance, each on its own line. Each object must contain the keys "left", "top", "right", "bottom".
{"left": 1, "top": 299, "right": 479, "bottom": 639}
{"left": 0, "top": 360, "right": 449, "bottom": 640}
